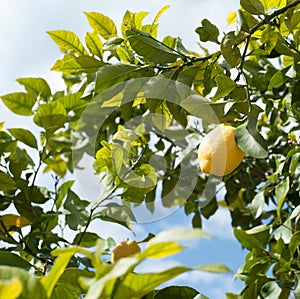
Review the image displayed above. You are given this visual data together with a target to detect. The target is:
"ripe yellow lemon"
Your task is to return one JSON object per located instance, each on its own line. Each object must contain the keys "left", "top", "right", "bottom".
{"left": 198, "top": 125, "right": 245, "bottom": 176}
{"left": 110, "top": 240, "right": 141, "bottom": 264}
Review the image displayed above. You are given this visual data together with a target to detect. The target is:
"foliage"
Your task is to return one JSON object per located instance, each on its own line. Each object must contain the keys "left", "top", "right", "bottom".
{"left": 0, "top": 0, "right": 300, "bottom": 298}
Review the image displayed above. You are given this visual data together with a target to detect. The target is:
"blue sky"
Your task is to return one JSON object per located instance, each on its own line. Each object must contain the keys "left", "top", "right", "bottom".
{"left": 0, "top": 0, "right": 247, "bottom": 298}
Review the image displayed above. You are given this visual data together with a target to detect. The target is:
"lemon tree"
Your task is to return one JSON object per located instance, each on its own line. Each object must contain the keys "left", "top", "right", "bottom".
{"left": 0, "top": 0, "right": 300, "bottom": 298}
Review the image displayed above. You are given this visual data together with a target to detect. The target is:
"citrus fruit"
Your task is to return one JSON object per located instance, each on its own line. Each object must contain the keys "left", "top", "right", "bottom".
{"left": 110, "top": 240, "right": 141, "bottom": 264}
{"left": 198, "top": 124, "right": 245, "bottom": 176}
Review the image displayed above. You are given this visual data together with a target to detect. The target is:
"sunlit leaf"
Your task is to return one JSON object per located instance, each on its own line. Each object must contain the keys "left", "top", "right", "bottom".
{"left": 47, "top": 30, "right": 87, "bottom": 55}
{"left": 16, "top": 77, "right": 51, "bottom": 100}
{"left": 0, "top": 214, "right": 31, "bottom": 234}
{"left": 212, "top": 75, "right": 237, "bottom": 101}
{"left": 8, "top": 128, "right": 38, "bottom": 149}
{"left": 0, "top": 173, "right": 16, "bottom": 193}
{"left": 275, "top": 177, "right": 289, "bottom": 219}
{"left": 1, "top": 92, "right": 36, "bottom": 116}
{"left": 0, "top": 278, "right": 22, "bottom": 299}
{"left": 85, "top": 31, "right": 103, "bottom": 58}
{"left": 84, "top": 12, "right": 117, "bottom": 39}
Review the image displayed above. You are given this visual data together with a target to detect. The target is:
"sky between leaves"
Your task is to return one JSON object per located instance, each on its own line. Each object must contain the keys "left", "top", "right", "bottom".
{"left": 0, "top": 0, "right": 245, "bottom": 298}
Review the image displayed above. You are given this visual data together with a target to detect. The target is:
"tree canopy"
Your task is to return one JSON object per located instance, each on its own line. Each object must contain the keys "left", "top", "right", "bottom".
{"left": 0, "top": 0, "right": 300, "bottom": 298}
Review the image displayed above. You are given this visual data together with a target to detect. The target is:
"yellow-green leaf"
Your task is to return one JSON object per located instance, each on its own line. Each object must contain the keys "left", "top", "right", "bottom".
{"left": 1, "top": 92, "right": 36, "bottom": 116}
{"left": 84, "top": 12, "right": 117, "bottom": 39}
{"left": 47, "top": 30, "right": 87, "bottom": 55}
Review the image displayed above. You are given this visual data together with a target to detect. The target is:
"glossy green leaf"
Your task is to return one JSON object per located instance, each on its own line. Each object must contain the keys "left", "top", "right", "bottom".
{"left": 240, "top": 0, "right": 265, "bottom": 15}
{"left": 47, "top": 30, "right": 87, "bottom": 55}
{"left": 84, "top": 12, "right": 117, "bottom": 39}
{"left": 85, "top": 31, "right": 103, "bottom": 58}
{"left": 1, "top": 92, "right": 36, "bottom": 116}
{"left": 181, "top": 94, "right": 225, "bottom": 123}
{"left": 0, "top": 172, "right": 16, "bottom": 192}
{"left": 212, "top": 75, "right": 237, "bottom": 101}
{"left": 16, "top": 77, "right": 51, "bottom": 100}
{"left": 155, "top": 286, "right": 199, "bottom": 299}
{"left": 126, "top": 30, "right": 180, "bottom": 63}
{"left": 0, "top": 266, "right": 47, "bottom": 299}
{"left": 0, "top": 252, "right": 32, "bottom": 271}
{"left": 235, "top": 115, "right": 268, "bottom": 158}
{"left": 195, "top": 19, "right": 219, "bottom": 43}
{"left": 8, "top": 128, "right": 38, "bottom": 149}
{"left": 275, "top": 177, "right": 289, "bottom": 218}
{"left": 95, "top": 63, "right": 153, "bottom": 93}
{"left": 34, "top": 101, "right": 67, "bottom": 129}
{"left": 233, "top": 228, "right": 264, "bottom": 250}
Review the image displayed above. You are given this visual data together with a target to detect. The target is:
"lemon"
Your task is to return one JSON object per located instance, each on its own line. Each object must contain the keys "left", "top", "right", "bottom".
{"left": 198, "top": 124, "right": 245, "bottom": 176}
{"left": 110, "top": 240, "right": 141, "bottom": 264}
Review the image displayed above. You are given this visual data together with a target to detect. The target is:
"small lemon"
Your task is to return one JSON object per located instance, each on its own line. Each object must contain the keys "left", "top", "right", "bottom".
{"left": 198, "top": 125, "right": 245, "bottom": 176}
{"left": 110, "top": 240, "right": 141, "bottom": 264}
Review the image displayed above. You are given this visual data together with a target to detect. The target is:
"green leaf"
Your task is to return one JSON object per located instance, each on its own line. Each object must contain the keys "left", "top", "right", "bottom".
{"left": 85, "top": 32, "right": 103, "bottom": 58}
{"left": 197, "top": 263, "right": 232, "bottom": 273}
{"left": 240, "top": 0, "right": 265, "bottom": 15}
{"left": 153, "top": 100, "right": 173, "bottom": 131}
{"left": 126, "top": 30, "right": 180, "bottom": 63}
{"left": 95, "top": 64, "right": 153, "bottom": 93}
{"left": 57, "top": 55, "right": 104, "bottom": 74}
{"left": 73, "top": 232, "right": 102, "bottom": 248}
{"left": 181, "top": 94, "right": 225, "bottom": 123}
{"left": 155, "top": 286, "right": 200, "bottom": 299}
{"left": 275, "top": 177, "right": 289, "bottom": 219}
{"left": 0, "top": 252, "right": 32, "bottom": 271}
{"left": 84, "top": 12, "right": 117, "bottom": 39}
{"left": 260, "top": 281, "right": 281, "bottom": 298}
{"left": 249, "top": 192, "right": 265, "bottom": 219}
{"left": 112, "top": 267, "right": 192, "bottom": 299}
{"left": 233, "top": 228, "right": 264, "bottom": 250}
{"left": 235, "top": 115, "right": 268, "bottom": 158}
{"left": 16, "top": 77, "right": 51, "bottom": 100}
{"left": 268, "top": 71, "right": 286, "bottom": 89}
{"left": 51, "top": 268, "right": 94, "bottom": 299}
{"left": 0, "top": 172, "right": 16, "bottom": 192}
{"left": 64, "top": 190, "right": 89, "bottom": 230}
{"left": 221, "top": 32, "right": 242, "bottom": 68}
{"left": 152, "top": 5, "right": 170, "bottom": 25}
{"left": 212, "top": 75, "right": 237, "bottom": 101}
{"left": 41, "top": 252, "right": 74, "bottom": 298}
{"left": 1, "top": 92, "right": 36, "bottom": 116}
{"left": 195, "top": 19, "right": 219, "bottom": 43}
{"left": 0, "top": 266, "right": 47, "bottom": 299}
{"left": 8, "top": 128, "right": 38, "bottom": 149}
{"left": 47, "top": 30, "right": 87, "bottom": 55}
{"left": 34, "top": 101, "right": 67, "bottom": 129}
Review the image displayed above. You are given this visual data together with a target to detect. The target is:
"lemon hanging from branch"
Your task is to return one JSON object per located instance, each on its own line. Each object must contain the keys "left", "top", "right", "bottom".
{"left": 198, "top": 124, "right": 245, "bottom": 176}
{"left": 110, "top": 240, "right": 141, "bottom": 264}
